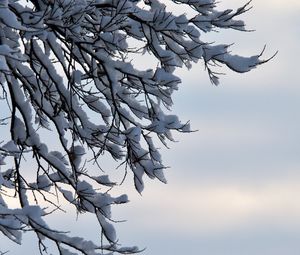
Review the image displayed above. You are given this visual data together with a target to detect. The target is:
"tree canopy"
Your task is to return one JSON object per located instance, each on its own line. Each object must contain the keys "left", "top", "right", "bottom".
{"left": 0, "top": 0, "right": 269, "bottom": 254}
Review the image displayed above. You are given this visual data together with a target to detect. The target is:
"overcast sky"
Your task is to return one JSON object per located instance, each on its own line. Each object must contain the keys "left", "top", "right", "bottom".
{"left": 1, "top": 0, "right": 300, "bottom": 255}
{"left": 115, "top": 1, "right": 300, "bottom": 254}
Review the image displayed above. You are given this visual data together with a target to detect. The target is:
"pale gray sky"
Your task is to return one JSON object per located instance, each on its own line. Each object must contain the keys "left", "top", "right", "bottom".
{"left": 114, "top": 1, "right": 300, "bottom": 254}
{"left": 1, "top": 0, "right": 300, "bottom": 254}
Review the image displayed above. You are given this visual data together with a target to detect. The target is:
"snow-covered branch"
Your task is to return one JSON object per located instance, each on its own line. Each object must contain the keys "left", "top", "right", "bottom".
{"left": 0, "top": 0, "right": 268, "bottom": 254}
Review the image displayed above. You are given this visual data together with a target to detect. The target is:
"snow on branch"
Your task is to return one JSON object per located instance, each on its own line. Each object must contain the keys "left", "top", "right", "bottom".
{"left": 0, "top": 0, "right": 268, "bottom": 254}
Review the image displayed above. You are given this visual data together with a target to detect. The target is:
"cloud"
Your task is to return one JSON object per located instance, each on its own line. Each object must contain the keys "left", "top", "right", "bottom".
{"left": 255, "top": 0, "right": 300, "bottom": 10}
{"left": 217, "top": 0, "right": 300, "bottom": 11}
{"left": 119, "top": 178, "right": 300, "bottom": 236}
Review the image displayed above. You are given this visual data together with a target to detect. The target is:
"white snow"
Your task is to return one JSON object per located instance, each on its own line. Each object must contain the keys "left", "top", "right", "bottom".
{"left": 0, "top": 0, "right": 266, "bottom": 253}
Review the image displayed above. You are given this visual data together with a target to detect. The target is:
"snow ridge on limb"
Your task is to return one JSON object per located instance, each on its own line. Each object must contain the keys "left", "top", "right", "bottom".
{"left": 0, "top": 0, "right": 270, "bottom": 254}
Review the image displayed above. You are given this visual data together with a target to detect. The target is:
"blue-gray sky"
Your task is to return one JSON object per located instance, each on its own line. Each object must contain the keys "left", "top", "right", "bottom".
{"left": 113, "top": 1, "right": 300, "bottom": 254}
{"left": 1, "top": 0, "right": 300, "bottom": 254}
